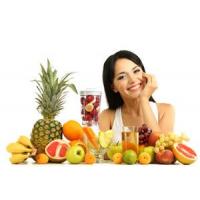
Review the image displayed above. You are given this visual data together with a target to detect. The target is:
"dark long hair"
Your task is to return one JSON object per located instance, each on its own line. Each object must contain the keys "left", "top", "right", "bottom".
{"left": 103, "top": 50, "right": 155, "bottom": 110}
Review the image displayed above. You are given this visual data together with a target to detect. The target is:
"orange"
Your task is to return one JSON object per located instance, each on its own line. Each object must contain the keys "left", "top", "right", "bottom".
{"left": 69, "top": 140, "right": 88, "bottom": 153}
{"left": 63, "top": 120, "right": 84, "bottom": 141}
{"left": 112, "top": 152, "right": 123, "bottom": 164}
{"left": 172, "top": 143, "right": 197, "bottom": 165}
{"left": 35, "top": 153, "right": 49, "bottom": 164}
{"left": 84, "top": 152, "right": 96, "bottom": 164}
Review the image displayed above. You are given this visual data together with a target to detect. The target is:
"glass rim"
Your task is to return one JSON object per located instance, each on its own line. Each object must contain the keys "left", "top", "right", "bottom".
{"left": 122, "top": 126, "right": 138, "bottom": 132}
{"left": 80, "top": 90, "right": 102, "bottom": 95}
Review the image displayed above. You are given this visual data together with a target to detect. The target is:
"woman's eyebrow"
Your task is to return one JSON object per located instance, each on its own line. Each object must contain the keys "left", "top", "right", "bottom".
{"left": 115, "top": 66, "right": 139, "bottom": 76}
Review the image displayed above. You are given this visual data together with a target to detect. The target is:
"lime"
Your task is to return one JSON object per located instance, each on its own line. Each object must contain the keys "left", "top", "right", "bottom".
{"left": 98, "top": 130, "right": 114, "bottom": 148}
{"left": 123, "top": 150, "right": 137, "bottom": 164}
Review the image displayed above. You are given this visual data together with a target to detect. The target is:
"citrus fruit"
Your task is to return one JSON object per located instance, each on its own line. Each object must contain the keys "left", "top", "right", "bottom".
{"left": 123, "top": 150, "right": 137, "bottom": 164}
{"left": 172, "top": 143, "right": 197, "bottom": 165}
{"left": 85, "top": 103, "right": 94, "bottom": 112}
{"left": 138, "top": 152, "right": 151, "bottom": 164}
{"left": 35, "top": 153, "right": 49, "bottom": 164}
{"left": 63, "top": 120, "right": 84, "bottom": 141}
{"left": 45, "top": 139, "right": 69, "bottom": 162}
{"left": 112, "top": 152, "right": 123, "bottom": 164}
{"left": 84, "top": 152, "right": 96, "bottom": 164}
{"left": 98, "top": 130, "right": 114, "bottom": 148}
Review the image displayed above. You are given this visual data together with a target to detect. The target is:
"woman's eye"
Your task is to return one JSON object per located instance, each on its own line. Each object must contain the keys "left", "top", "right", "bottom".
{"left": 117, "top": 75, "right": 126, "bottom": 80}
{"left": 133, "top": 69, "right": 141, "bottom": 73}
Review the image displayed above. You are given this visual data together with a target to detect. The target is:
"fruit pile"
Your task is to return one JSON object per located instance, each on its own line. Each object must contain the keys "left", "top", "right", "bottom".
{"left": 6, "top": 121, "right": 198, "bottom": 165}
{"left": 5, "top": 61, "right": 198, "bottom": 166}
{"left": 80, "top": 91, "right": 101, "bottom": 126}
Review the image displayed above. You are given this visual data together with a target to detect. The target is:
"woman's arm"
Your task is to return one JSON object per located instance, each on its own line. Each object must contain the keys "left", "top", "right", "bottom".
{"left": 140, "top": 99, "right": 161, "bottom": 132}
{"left": 141, "top": 100, "right": 175, "bottom": 132}
{"left": 98, "top": 109, "right": 113, "bottom": 131}
{"left": 157, "top": 103, "right": 175, "bottom": 132}
{"left": 140, "top": 73, "right": 175, "bottom": 132}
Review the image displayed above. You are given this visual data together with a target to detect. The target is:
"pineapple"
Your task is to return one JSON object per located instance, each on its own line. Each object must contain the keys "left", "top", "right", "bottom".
{"left": 31, "top": 59, "right": 77, "bottom": 153}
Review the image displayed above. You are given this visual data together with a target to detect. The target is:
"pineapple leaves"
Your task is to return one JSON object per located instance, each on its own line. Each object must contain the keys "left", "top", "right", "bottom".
{"left": 34, "top": 59, "right": 78, "bottom": 118}
{"left": 67, "top": 83, "right": 78, "bottom": 94}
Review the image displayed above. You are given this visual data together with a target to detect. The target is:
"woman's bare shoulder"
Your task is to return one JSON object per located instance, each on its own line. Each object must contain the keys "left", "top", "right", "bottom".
{"left": 99, "top": 109, "right": 115, "bottom": 119}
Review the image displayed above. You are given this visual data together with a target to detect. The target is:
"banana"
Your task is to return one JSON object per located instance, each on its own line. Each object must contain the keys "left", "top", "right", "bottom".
{"left": 9, "top": 153, "right": 29, "bottom": 164}
{"left": 17, "top": 135, "right": 33, "bottom": 148}
{"left": 7, "top": 143, "right": 33, "bottom": 154}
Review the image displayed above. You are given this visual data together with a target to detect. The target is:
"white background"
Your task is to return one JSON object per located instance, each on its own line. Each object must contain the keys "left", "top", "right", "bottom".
{"left": 0, "top": 0, "right": 199, "bottom": 200}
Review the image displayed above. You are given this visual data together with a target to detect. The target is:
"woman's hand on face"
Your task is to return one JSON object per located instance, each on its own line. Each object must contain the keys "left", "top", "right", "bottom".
{"left": 140, "top": 73, "right": 158, "bottom": 100}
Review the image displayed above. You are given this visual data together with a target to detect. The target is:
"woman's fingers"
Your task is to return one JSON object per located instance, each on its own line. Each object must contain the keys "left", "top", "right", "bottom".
{"left": 142, "top": 72, "right": 158, "bottom": 88}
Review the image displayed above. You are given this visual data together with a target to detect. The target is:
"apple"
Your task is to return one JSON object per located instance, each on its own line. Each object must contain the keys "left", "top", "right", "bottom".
{"left": 143, "top": 146, "right": 155, "bottom": 163}
{"left": 123, "top": 150, "right": 137, "bottom": 165}
{"left": 155, "top": 149, "right": 174, "bottom": 164}
{"left": 107, "top": 143, "right": 122, "bottom": 160}
{"left": 66, "top": 145, "right": 85, "bottom": 164}
{"left": 148, "top": 132, "right": 160, "bottom": 146}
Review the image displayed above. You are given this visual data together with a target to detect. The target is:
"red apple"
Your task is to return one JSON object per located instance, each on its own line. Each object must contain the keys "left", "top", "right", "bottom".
{"left": 155, "top": 149, "right": 174, "bottom": 164}
{"left": 148, "top": 132, "right": 160, "bottom": 146}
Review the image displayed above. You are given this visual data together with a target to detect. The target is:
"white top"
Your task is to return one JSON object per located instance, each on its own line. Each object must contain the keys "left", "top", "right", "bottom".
{"left": 112, "top": 102, "right": 158, "bottom": 143}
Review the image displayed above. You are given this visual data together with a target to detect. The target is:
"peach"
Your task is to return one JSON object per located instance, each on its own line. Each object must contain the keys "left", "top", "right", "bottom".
{"left": 155, "top": 149, "right": 174, "bottom": 164}
{"left": 148, "top": 132, "right": 160, "bottom": 146}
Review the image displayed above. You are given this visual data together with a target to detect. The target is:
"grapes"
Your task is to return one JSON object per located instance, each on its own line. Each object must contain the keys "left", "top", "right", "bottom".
{"left": 138, "top": 124, "right": 152, "bottom": 145}
{"left": 154, "top": 132, "right": 190, "bottom": 153}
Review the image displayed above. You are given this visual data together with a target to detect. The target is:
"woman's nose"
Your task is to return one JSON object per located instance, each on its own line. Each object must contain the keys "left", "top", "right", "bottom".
{"left": 128, "top": 73, "right": 137, "bottom": 83}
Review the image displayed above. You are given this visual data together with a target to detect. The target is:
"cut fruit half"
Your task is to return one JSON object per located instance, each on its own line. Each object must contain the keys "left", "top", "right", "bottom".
{"left": 172, "top": 143, "right": 197, "bottom": 165}
{"left": 99, "top": 130, "right": 114, "bottom": 148}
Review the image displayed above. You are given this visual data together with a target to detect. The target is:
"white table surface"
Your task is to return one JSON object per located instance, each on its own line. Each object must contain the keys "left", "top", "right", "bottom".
{"left": 1, "top": 158, "right": 199, "bottom": 200}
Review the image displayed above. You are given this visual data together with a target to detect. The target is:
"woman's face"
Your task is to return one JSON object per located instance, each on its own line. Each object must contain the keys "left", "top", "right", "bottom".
{"left": 113, "top": 58, "right": 144, "bottom": 99}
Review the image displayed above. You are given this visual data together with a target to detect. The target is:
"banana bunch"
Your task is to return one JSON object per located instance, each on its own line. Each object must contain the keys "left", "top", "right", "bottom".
{"left": 6, "top": 135, "right": 37, "bottom": 164}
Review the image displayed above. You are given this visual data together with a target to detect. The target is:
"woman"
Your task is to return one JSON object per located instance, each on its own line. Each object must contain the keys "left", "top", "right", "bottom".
{"left": 98, "top": 50, "right": 175, "bottom": 142}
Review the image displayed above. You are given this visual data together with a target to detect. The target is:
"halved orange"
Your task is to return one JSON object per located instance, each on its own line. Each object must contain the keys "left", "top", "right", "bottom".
{"left": 172, "top": 143, "right": 197, "bottom": 165}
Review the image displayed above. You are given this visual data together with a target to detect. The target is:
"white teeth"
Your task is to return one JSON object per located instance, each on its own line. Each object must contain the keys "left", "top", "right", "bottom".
{"left": 128, "top": 84, "right": 140, "bottom": 91}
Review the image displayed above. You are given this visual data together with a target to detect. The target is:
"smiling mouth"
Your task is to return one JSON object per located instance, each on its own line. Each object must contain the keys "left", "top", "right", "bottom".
{"left": 127, "top": 83, "right": 141, "bottom": 91}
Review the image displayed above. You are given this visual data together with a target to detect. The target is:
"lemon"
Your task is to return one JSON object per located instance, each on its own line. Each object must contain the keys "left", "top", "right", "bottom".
{"left": 98, "top": 130, "right": 114, "bottom": 148}
{"left": 85, "top": 103, "right": 94, "bottom": 112}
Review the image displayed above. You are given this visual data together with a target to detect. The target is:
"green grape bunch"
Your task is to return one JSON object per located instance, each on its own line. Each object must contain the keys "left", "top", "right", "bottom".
{"left": 154, "top": 132, "right": 190, "bottom": 153}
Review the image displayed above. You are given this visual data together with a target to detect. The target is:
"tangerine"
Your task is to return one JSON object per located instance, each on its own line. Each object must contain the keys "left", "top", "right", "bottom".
{"left": 138, "top": 152, "right": 151, "bottom": 164}
{"left": 84, "top": 152, "right": 96, "bottom": 164}
{"left": 112, "top": 152, "right": 123, "bottom": 164}
{"left": 63, "top": 120, "right": 84, "bottom": 141}
{"left": 35, "top": 153, "right": 49, "bottom": 164}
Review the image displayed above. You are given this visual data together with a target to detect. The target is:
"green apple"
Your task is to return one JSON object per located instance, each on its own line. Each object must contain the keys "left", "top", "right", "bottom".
{"left": 143, "top": 146, "right": 155, "bottom": 163}
{"left": 66, "top": 145, "right": 85, "bottom": 164}
{"left": 123, "top": 150, "right": 137, "bottom": 164}
{"left": 107, "top": 143, "right": 122, "bottom": 160}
